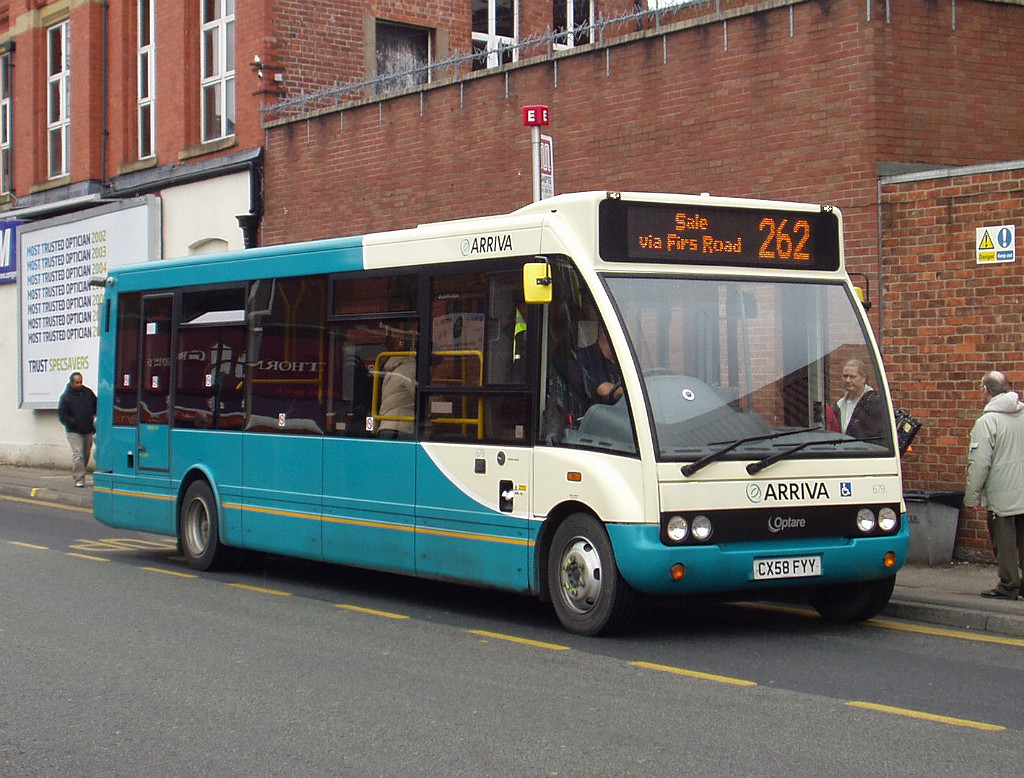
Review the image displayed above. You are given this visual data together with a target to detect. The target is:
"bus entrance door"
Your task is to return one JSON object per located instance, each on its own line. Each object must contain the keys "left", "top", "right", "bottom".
{"left": 137, "top": 295, "right": 173, "bottom": 472}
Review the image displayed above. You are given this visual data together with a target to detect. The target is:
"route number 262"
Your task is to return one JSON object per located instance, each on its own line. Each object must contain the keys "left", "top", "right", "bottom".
{"left": 758, "top": 218, "right": 811, "bottom": 261}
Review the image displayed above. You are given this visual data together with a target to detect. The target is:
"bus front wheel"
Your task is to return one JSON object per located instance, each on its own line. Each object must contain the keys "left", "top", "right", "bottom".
{"left": 179, "top": 480, "right": 241, "bottom": 571}
{"left": 810, "top": 574, "right": 896, "bottom": 622}
{"left": 547, "top": 513, "right": 637, "bottom": 636}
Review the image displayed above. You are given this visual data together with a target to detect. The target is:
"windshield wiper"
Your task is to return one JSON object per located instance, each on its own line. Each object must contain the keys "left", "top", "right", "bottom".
{"left": 681, "top": 427, "right": 819, "bottom": 477}
{"left": 746, "top": 436, "right": 883, "bottom": 475}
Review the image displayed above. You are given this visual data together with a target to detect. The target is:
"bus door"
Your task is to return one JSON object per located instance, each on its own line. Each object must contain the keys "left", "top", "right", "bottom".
{"left": 414, "top": 269, "right": 535, "bottom": 592}
{"left": 137, "top": 294, "right": 173, "bottom": 472}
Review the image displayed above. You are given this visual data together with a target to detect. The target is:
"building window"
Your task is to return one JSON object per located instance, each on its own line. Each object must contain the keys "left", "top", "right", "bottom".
{"left": 1, "top": 51, "right": 11, "bottom": 194}
{"left": 375, "top": 22, "right": 431, "bottom": 94}
{"left": 200, "top": 0, "right": 235, "bottom": 142}
{"left": 472, "top": 0, "right": 516, "bottom": 71}
{"left": 138, "top": 0, "right": 156, "bottom": 158}
{"left": 554, "top": 1, "right": 594, "bottom": 49}
{"left": 47, "top": 20, "right": 71, "bottom": 179}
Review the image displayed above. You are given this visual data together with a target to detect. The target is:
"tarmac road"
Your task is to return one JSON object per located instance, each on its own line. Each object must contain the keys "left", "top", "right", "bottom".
{"left": 2, "top": 463, "right": 1022, "bottom": 638}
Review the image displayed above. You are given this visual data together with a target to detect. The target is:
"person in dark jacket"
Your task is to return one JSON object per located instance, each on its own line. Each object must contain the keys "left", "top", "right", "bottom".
{"left": 57, "top": 372, "right": 97, "bottom": 487}
{"left": 831, "top": 359, "right": 886, "bottom": 441}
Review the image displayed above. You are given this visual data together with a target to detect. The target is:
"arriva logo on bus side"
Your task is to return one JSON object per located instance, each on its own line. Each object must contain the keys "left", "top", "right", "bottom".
{"left": 746, "top": 482, "right": 830, "bottom": 503}
{"left": 460, "top": 234, "right": 513, "bottom": 256}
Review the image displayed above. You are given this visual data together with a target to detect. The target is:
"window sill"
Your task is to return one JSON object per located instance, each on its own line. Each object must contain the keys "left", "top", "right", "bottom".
{"left": 178, "top": 136, "right": 237, "bottom": 162}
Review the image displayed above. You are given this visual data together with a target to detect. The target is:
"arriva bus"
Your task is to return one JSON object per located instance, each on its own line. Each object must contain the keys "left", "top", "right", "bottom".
{"left": 92, "top": 191, "right": 907, "bottom": 635}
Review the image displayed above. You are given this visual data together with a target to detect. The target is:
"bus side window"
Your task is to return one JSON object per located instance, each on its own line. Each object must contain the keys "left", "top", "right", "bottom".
{"left": 245, "top": 276, "right": 327, "bottom": 434}
{"left": 423, "top": 269, "right": 532, "bottom": 444}
{"left": 327, "top": 273, "right": 418, "bottom": 438}
{"left": 113, "top": 292, "right": 141, "bottom": 427}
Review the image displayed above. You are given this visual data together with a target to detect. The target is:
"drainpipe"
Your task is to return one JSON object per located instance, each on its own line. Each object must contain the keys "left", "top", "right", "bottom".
{"left": 101, "top": 0, "right": 109, "bottom": 186}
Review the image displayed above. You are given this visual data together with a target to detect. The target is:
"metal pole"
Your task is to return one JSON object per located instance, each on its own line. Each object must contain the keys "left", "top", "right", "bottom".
{"left": 531, "top": 125, "right": 541, "bottom": 203}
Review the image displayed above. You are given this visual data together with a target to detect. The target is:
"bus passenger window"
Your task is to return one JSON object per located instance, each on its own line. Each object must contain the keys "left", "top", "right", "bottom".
{"left": 113, "top": 293, "right": 141, "bottom": 427}
{"left": 245, "top": 276, "right": 327, "bottom": 434}
{"left": 423, "top": 269, "right": 532, "bottom": 444}
{"left": 327, "top": 273, "right": 418, "bottom": 438}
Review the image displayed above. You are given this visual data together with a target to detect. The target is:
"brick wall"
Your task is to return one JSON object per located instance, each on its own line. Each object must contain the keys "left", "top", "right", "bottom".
{"left": 882, "top": 164, "right": 1024, "bottom": 561}
{"left": 262, "top": 0, "right": 1024, "bottom": 298}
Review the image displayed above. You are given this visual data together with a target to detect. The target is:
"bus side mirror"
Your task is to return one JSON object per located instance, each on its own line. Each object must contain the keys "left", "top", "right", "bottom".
{"left": 523, "top": 260, "right": 553, "bottom": 304}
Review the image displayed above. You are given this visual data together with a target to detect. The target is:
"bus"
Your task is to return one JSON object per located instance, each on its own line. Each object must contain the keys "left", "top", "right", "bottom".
{"left": 92, "top": 191, "right": 908, "bottom": 636}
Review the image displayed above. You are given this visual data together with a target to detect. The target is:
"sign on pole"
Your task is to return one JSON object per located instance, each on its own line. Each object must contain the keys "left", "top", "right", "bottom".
{"left": 522, "top": 105, "right": 552, "bottom": 202}
{"left": 540, "top": 134, "right": 555, "bottom": 201}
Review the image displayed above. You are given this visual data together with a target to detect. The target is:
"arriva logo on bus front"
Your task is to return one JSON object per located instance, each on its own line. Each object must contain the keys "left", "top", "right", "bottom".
{"left": 746, "top": 481, "right": 831, "bottom": 503}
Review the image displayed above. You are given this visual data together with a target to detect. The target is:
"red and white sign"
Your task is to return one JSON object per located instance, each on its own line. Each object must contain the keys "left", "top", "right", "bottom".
{"left": 521, "top": 105, "right": 550, "bottom": 126}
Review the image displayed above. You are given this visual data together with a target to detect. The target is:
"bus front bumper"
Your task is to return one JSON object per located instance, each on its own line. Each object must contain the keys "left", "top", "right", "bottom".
{"left": 606, "top": 520, "right": 909, "bottom": 596}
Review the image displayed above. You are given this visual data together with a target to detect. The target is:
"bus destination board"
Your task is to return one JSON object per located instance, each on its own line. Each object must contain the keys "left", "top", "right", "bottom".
{"left": 599, "top": 199, "right": 841, "bottom": 271}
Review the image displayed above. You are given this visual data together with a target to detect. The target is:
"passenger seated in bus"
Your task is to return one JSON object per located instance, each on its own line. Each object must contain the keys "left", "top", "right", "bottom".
{"left": 376, "top": 321, "right": 417, "bottom": 439}
{"left": 831, "top": 358, "right": 886, "bottom": 440}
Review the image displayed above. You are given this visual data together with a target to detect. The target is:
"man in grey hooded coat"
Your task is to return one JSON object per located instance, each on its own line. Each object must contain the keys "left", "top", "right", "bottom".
{"left": 964, "top": 370, "right": 1024, "bottom": 600}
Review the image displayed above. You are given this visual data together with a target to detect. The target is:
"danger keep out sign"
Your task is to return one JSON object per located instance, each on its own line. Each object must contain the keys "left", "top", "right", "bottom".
{"left": 976, "top": 224, "right": 1016, "bottom": 264}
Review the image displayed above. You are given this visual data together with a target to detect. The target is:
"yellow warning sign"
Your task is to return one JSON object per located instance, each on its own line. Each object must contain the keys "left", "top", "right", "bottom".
{"left": 978, "top": 231, "right": 995, "bottom": 250}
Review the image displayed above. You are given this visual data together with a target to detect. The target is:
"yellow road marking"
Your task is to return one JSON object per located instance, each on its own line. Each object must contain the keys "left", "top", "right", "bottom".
{"left": 631, "top": 660, "right": 757, "bottom": 687}
{"left": 738, "top": 602, "right": 1024, "bottom": 648}
{"left": 846, "top": 701, "right": 1005, "bottom": 731}
{"left": 335, "top": 603, "right": 410, "bottom": 620}
{"left": 867, "top": 618, "right": 1024, "bottom": 648}
{"left": 66, "top": 552, "right": 109, "bottom": 562}
{"left": 70, "top": 537, "right": 177, "bottom": 552}
{"left": 468, "top": 629, "right": 570, "bottom": 650}
{"left": 8, "top": 541, "right": 49, "bottom": 550}
{"left": 142, "top": 566, "right": 198, "bottom": 579}
{"left": 0, "top": 493, "right": 92, "bottom": 514}
{"left": 228, "top": 582, "right": 292, "bottom": 596}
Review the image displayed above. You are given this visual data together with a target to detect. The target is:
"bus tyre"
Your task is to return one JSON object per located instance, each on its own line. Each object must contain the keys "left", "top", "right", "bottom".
{"left": 810, "top": 574, "right": 896, "bottom": 623}
{"left": 179, "top": 480, "right": 241, "bottom": 571}
{"left": 548, "top": 513, "right": 637, "bottom": 636}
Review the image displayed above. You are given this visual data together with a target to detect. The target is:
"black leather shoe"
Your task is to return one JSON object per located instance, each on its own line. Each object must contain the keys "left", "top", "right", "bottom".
{"left": 980, "top": 589, "right": 1018, "bottom": 600}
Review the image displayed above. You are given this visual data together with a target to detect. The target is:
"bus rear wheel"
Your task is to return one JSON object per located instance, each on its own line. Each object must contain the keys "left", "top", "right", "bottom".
{"left": 810, "top": 574, "right": 896, "bottom": 622}
{"left": 547, "top": 513, "right": 637, "bottom": 636}
{"left": 179, "top": 480, "right": 242, "bottom": 571}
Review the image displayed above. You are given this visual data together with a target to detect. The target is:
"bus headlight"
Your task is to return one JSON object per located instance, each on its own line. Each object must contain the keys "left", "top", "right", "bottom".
{"left": 878, "top": 507, "right": 898, "bottom": 532}
{"left": 691, "top": 515, "right": 713, "bottom": 542}
{"left": 666, "top": 515, "right": 689, "bottom": 542}
{"left": 856, "top": 508, "right": 877, "bottom": 533}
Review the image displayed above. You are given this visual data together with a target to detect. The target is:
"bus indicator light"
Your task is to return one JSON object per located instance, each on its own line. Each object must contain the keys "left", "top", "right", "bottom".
{"left": 670, "top": 563, "right": 686, "bottom": 581}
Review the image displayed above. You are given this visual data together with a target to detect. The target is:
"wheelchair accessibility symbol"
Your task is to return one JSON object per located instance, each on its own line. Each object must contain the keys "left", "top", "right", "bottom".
{"left": 840, "top": 482, "right": 853, "bottom": 498}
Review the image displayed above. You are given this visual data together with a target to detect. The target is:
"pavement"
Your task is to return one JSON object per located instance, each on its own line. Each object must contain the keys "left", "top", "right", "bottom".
{"left": 2, "top": 463, "right": 1024, "bottom": 638}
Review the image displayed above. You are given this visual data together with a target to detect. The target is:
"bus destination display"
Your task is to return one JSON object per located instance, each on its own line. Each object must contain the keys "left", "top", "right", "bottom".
{"left": 599, "top": 199, "right": 841, "bottom": 271}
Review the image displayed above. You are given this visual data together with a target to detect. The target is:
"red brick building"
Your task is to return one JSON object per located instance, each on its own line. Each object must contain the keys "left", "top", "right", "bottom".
{"left": 4, "top": 0, "right": 1024, "bottom": 560}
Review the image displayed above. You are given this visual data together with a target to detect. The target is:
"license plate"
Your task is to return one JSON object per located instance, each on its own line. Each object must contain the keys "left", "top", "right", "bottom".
{"left": 752, "top": 555, "right": 822, "bottom": 581}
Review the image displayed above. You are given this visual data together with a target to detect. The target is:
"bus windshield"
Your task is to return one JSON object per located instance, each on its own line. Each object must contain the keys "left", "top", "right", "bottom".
{"left": 605, "top": 275, "right": 894, "bottom": 463}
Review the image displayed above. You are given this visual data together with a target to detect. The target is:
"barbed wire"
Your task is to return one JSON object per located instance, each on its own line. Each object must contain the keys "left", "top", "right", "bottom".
{"left": 259, "top": 1, "right": 717, "bottom": 120}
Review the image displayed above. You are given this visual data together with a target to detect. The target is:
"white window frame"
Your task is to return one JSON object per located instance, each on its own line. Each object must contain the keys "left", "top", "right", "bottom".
{"left": 200, "top": 0, "right": 235, "bottom": 143}
{"left": 1, "top": 51, "right": 11, "bottom": 194}
{"left": 554, "top": 1, "right": 595, "bottom": 50}
{"left": 138, "top": 0, "right": 156, "bottom": 159}
{"left": 472, "top": 0, "right": 518, "bottom": 70}
{"left": 46, "top": 20, "right": 71, "bottom": 179}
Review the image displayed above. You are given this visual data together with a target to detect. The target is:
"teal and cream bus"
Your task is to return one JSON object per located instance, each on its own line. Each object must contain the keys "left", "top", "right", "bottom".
{"left": 93, "top": 191, "right": 907, "bottom": 635}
